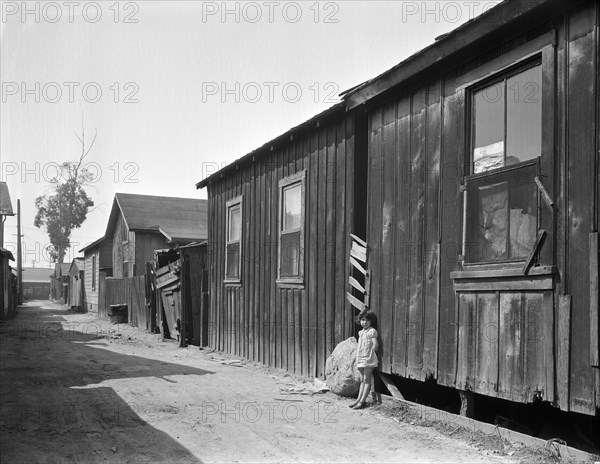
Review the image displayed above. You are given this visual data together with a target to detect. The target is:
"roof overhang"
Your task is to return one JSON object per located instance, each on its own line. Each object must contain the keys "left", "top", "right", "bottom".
{"left": 342, "top": 0, "right": 581, "bottom": 109}
{"left": 79, "top": 236, "right": 105, "bottom": 253}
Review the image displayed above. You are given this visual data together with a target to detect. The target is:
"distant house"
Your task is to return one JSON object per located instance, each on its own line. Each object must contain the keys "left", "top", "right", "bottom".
{"left": 0, "top": 248, "right": 15, "bottom": 318}
{"left": 79, "top": 237, "right": 112, "bottom": 314}
{"left": 21, "top": 267, "right": 52, "bottom": 300}
{"left": 1, "top": 182, "right": 16, "bottom": 317}
{"left": 50, "top": 263, "right": 71, "bottom": 303}
{"left": 0, "top": 182, "right": 15, "bottom": 247}
{"left": 104, "top": 193, "right": 208, "bottom": 278}
{"left": 68, "top": 258, "right": 85, "bottom": 310}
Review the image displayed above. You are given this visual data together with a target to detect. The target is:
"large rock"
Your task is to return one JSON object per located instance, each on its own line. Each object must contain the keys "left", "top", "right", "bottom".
{"left": 325, "top": 337, "right": 361, "bottom": 397}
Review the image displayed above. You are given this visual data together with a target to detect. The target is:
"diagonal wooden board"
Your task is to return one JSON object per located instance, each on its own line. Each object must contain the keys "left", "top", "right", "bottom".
{"left": 349, "top": 256, "right": 367, "bottom": 276}
{"left": 348, "top": 276, "right": 366, "bottom": 294}
{"left": 350, "top": 233, "right": 367, "bottom": 248}
{"left": 350, "top": 242, "right": 367, "bottom": 263}
{"left": 346, "top": 292, "right": 365, "bottom": 311}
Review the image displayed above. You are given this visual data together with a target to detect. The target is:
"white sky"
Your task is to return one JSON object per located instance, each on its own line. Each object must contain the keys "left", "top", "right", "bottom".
{"left": 1, "top": 0, "right": 500, "bottom": 268}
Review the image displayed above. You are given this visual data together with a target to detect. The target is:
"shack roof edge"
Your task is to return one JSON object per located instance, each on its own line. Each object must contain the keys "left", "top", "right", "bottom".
{"left": 196, "top": 103, "right": 346, "bottom": 189}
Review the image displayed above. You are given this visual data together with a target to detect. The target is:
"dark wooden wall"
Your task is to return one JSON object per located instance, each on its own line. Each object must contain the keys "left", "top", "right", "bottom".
{"left": 366, "top": 0, "right": 599, "bottom": 415}
{"left": 206, "top": 111, "right": 361, "bottom": 378}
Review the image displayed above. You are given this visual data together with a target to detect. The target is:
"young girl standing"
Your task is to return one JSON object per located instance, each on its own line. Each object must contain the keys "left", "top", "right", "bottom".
{"left": 350, "top": 310, "right": 378, "bottom": 409}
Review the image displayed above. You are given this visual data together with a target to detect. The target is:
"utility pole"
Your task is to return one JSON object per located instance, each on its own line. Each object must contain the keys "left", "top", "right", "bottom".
{"left": 17, "top": 199, "right": 22, "bottom": 305}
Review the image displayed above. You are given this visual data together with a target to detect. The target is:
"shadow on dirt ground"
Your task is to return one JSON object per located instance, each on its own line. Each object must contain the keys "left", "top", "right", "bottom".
{"left": 1, "top": 301, "right": 213, "bottom": 463}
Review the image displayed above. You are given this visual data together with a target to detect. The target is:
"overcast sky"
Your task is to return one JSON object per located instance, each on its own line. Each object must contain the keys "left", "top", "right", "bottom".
{"left": 1, "top": 0, "right": 500, "bottom": 268}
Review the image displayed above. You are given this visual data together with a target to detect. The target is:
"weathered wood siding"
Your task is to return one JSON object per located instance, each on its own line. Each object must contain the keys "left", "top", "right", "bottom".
{"left": 135, "top": 232, "right": 165, "bottom": 277}
{"left": 206, "top": 111, "right": 360, "bottom": 378}
{"left": 366, "top": 1, "right": 599, "bottom": 414}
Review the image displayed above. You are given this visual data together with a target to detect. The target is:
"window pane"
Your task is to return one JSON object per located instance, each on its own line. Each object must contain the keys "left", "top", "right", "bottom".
{"left": 506, "top": 65, "right": 541, "bottom": 164}
{"left": 280, "top": 231, "right": 300, "bottom": 277}
{"left": 466, "top": 165, "right": 538, "bottom": 263}
{"left": 228, "top": 205, "right": 241, "bottom": 241}
{"left": 477, "top": 181, "right": 509, "bottom": 261}
{"left": 226, "top": 243, "right": 239, "bottom": 278}
{"left": 283, "top": 183, "right": 302, "bottom": 231}
{"left": 473, "top": 82, "right": 505, "bottom": 173}
{"left": 508, "top": 169, "right": 537, "bottom": 259}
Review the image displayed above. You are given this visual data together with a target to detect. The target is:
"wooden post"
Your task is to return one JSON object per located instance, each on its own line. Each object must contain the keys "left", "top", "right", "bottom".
{"left": 459, "top": 390, "right": 474, "bottom": 418}
{"left": 557, "top": 295, "right": 571, "bottom": 411}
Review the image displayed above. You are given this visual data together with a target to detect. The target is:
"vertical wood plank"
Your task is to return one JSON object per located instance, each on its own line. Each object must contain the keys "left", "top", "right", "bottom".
{"left": 380, "top": 101, "right": 396, "bottom": 374}
{"left": 317, "top": 124, "right": 327, "bottom": 378}
{"left": 334, "top": 118, "right": 346, "bottom": 349}
{"left": 325, "top": 123, "right": 336, "bottom": 370}
{"left": 499, "top": 293, "right": 524, "bottom": 402}
{"left": 423, "top": 80, "right": 442, "bottom": 379}
{"left": 308, "top": 129, "right": 319, "bottom": 377}
{"left": 407, "top": 88, "right": 427, "bottom": 381}
{"left": 456, "top": 293, "right": 476, "bottom": 390}
{"left": 590, "top": 232, "right": 599, "bottom": 367}
{"left": 392, "top": 97, "right": 411, "bottom": 377}
{"left": 474, "top": 292, "right": 499, "bottom": 397}
{"left": 557, "top": 294, "right": 571, "bottom": 411}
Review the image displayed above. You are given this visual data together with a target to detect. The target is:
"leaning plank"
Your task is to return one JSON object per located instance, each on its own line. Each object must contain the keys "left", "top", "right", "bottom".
{"left": 349, "top": 256, "right": 367, "bottom": 276}
{"left": 348, "top": 276, "right": 366, "bottom": 294}
{"left": 534, "top": 176, "right": 554, "bottom": 207}
{"left": 350, "top": 233, "right": 367, "bottom": 248}
{"left": 376, "top": 371, "right": 405, "bottom": 400}
{"left": 590, "top": 233, "right": 599, "bottom": 367}
{"left": 350, "top": 242, "right": 367, "bottom": 263}
{"left": 346, "top": 292, "right": 365, "bottom": 311}
{"left": 522, "top": 229, "right": 546, "bottom": 275}
{"left": 156, "top": 274, "right": 179, "bottom": 289}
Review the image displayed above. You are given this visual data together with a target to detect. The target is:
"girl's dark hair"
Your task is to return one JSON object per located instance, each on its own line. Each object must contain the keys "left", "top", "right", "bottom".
{"left": 355, "top": 310, "right": 377, "bottom": 330}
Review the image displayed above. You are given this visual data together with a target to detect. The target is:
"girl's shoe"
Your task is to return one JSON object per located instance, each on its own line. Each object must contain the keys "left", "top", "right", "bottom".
{"left": 348, "top": 401, "right": 359, "bottom": 408}
{"left": 352, "top": 402, "right": 367, "bottom": 410}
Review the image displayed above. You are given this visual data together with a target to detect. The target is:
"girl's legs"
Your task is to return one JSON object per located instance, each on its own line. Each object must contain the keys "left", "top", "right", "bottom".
{"left": 358, "top": 367, "right": 374, "bottom": 404}
{"left": 350, "top": 368, "right": 365, "bottom": 407}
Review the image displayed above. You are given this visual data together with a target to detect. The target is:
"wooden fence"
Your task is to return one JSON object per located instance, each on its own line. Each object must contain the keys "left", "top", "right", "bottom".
{"left": 100, "top": 275, "right": 149, "bottom": 331}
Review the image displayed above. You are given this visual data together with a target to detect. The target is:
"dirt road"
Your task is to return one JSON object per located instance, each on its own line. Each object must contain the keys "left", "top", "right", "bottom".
{"left": 0, "top": 301, "right": 521, "bottom": 463}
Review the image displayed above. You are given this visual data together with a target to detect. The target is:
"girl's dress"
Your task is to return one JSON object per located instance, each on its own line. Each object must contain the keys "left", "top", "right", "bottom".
{"left": 356, "top": 327, "right": 378, "bottom": 368}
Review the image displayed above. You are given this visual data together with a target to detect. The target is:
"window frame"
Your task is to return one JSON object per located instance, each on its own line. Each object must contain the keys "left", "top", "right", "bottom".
{"left": 224, "top": 195, "right": 243, "bottom": 284}
{"left": 277, "top": 170, "right": 306, "bottom": 285}
{"left": 455, "top": 32, "right": 556, "bottom": 270}
{"left": 464, "top": 58, "right": 543, "bottom": 266}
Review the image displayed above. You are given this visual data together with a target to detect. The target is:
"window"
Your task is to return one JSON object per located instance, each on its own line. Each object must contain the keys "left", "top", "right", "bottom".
{"left": 91, "top": 255, "right": 96, "bottom": 291}
{"left": 225, "top": 196, "right": 242, "bottom": 281}
{"left": 465, "top": 61, "right": 541, "bottom": 264}
{"left": 278, "top": 171, "right": 305, "bottom": 283}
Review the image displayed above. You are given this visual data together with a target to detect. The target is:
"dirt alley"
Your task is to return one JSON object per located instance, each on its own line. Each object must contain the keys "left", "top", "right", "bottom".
{"left": 1, "top": 301, "right": 525, "bottom": 463}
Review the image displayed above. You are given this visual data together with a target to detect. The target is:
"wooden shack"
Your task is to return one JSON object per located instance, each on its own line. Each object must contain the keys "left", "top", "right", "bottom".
{"left": 80, "top": 237, "right": 112, "bottom": 314}
{"left": 0, "top": 248, "right": 15, "bottom": 318}
{"left": 198, "top": 0, "right": 599, "bottom": 417}
{"left": 197, "top": 105, "right": 367, "bottom": 378}
{"left": 68, "top": 258, "right": 85, "bottom": 310}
